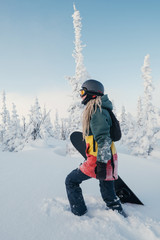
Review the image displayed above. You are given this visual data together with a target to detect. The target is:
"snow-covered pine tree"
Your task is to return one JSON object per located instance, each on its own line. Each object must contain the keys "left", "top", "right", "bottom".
{"left": 141, "top": 54, "right": 157, "bottom": 155}
{"left": 60, "top": 118, "right": 67, "bottom": 140}
{"left": 128, "top": 96, "right": 145, "bottom": 155}
{"left": 2, "top": 103, "right": 23, "bottom": 152}
{"left": 40, "top": 106, "right": 54, "bottom": 139}
{"left": 25, "top": 97, "right": 43, "bottom": 141}
{"left": 54, "top": 110, "right": 61, "bottom": 139}
{"left": 125, "top": 113, "right": 137, "bottom": 152}
{"left": 137, "top": 97, "right": 144, "bottom": 129}
{"left": 22, "top": 116, "right": 26, "bottom": 133}
{"left": 67, "top": 4, "right": 90, "bottom": 134}
{"left": 62, "top": 116, "right": 71, "bottom": 140}
{"left": 0, "top": 91, "right": 10, "bottom": 143}
{"left": 119, "top": 105, "right": 129, "bottom": 143}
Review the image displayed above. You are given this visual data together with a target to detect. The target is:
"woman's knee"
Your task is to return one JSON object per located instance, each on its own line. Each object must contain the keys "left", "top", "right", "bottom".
{"left": 65, "top": 173, "right": 72, "bottom": 187}
{"left": 65, "top": 169, "right": 78, "bottom": 186}
{"left": 65, "top": 168, "right": 90, "bottom": 187}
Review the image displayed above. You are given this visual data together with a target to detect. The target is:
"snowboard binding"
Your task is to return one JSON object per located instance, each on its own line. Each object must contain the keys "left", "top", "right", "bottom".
{"left": 116, "top": 188, "right": 131, "bottom": 203}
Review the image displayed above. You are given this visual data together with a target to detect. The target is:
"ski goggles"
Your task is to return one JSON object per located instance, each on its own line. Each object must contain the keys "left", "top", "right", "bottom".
{"left": 80, "top": 88, "right": 87, "bottom": 97}
{"left": 80, "top": 88, "right": 98, "bottom": 97}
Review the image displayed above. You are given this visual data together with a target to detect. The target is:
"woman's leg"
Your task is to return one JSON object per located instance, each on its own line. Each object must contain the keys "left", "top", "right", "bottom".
{"left": 99, "top": 180, "right": 118, "bottom": 203}
{"left": 65, "top": 168, "right": 91, "bottom": 216}
{"left": 99, "top": 180, "right": 127, "bottom": 217}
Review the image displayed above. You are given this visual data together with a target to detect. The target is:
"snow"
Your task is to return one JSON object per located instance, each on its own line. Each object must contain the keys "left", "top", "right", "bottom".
{"left": 0, "top": 140, "right": 160, "bottom": 240}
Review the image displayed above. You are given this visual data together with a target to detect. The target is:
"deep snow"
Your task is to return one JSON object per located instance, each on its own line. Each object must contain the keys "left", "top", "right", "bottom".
{"left": 0, "top": 139, "right": 160, "bottom": 240}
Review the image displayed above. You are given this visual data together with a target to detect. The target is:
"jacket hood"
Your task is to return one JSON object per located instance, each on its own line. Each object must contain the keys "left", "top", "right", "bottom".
{"left": 101, "top": 94, "right": 113, "bottom": 110}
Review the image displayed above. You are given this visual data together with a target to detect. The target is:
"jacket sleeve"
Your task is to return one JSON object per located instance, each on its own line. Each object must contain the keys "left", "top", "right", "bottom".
{"left": 90, "top": 108, "right": 112, "bottom": 164}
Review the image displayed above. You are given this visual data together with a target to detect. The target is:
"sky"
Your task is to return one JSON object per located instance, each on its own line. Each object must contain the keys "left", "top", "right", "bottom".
{"left": 0, "top": 0, "right": 160, "bottom": 119}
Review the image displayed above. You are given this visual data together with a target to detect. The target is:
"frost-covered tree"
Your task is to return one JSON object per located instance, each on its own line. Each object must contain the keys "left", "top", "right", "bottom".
{"left": 2, "top": 103, "right": 23, "bottom": 152}
{"left": 40, "top": 107, "right": 54, "bottom": 139}
{"left": 54, "top": 110, "right": 61, "bottom": 139}
{"left": 125, "top": 113, "right": 137, "bottom": 151}
{"left": 60, "top": 119, "right": 67, "bottom": 140}
{"left": 1, "top": 91, "right": 8, "bottom": 125}
{"left": 26, "top": 98, "right": 43, "bottom": 141}
{"left": 26, "top": 98, "right": 54, "bottom": 142}
{"left": 67, "top": 4, "right": 90, "bottom": 134}
{"left": 142, "top": 54, "right": 154, "bottom": 116}
{"left": 127, "top": 97, "right": 145, "bottom": 155}
{"left": 137, "top": 97, "right": 144, "bottom": 129}
{"left": 0, "top": 91, "right": 10, "bottom": 143}
{"left": 119, "top": 56, "right": 158, "bottom": 157}
{"left": 124, "top": 56, "right": 157, "bottom": 157}
{"left": 120, "top": 106, "right": 128, "bottom": 142}
{"left": 22, "top": 116, "right": 26, "bottom": 133}
{"left": 140, "top": 54, "right": 157, "bottom": 155}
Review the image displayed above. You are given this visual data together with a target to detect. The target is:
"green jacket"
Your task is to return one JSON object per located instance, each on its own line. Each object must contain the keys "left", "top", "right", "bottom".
{"left": 90, "top": 94, "right": 113, "bottom": 163}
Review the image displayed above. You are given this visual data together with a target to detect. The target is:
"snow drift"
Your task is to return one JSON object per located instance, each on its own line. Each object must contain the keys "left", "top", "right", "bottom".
{"left": 0, "top": 139, "right": 160, "bottom": 240}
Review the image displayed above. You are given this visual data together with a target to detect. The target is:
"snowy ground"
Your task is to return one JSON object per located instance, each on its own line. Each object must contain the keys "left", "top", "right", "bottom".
{"left": 0, "top": 139, "right": 160, "bottom": 240}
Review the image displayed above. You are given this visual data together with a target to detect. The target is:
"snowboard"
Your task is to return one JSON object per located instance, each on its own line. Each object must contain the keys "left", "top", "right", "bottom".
{"left": 70, "top": 131, "right": 143, "bottom": 205}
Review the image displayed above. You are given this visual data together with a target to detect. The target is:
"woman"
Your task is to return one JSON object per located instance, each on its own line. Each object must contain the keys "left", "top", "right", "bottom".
{"left": 65, "top": 79, "right": 127, "bottom": 217}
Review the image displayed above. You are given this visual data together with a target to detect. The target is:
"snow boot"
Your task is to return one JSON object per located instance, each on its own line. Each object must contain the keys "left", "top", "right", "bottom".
{"left": 107, "top": 199, "right": 128, "bottom": 218}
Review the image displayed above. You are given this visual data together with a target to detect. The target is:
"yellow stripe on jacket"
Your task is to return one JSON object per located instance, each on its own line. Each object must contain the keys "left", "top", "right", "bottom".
{"left": 85, "top": 135, "right": 117, "bottom": 157}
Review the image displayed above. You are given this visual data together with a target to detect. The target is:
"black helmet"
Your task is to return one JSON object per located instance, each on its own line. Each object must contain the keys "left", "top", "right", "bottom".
{"left": 81, "top": 79, "right": 104, "bottom": 96}
{"left": 80, "top": 79, "right": 104, "bottom": 105}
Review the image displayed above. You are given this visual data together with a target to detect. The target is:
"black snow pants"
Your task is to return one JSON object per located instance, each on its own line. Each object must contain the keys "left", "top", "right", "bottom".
{"left": 65, "top": 168, "right": 120, "bottom": 216}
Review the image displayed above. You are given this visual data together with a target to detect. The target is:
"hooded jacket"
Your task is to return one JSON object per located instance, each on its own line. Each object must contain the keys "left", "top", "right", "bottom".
{"left": 80, "top": 95, "right": 118, "bottom": 180}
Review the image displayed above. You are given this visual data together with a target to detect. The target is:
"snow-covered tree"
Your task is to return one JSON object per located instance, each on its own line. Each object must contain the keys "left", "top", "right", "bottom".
{"left": 67, "top": 4, "right": 90, "bottom": 134}
{"left": 25, "top": 98, "right": 54, "bottom": 142}
{"left": 54, "top": 110, "right": 61, "bottom": 139}
{"left": 26, "top": 98, "right": 43, "bottom": 141}
{"left": 137, "top": 97, "right": 144, "bottom": 129}
{"left": 2, "top": 103, "right": 23, "bottom": 152}
{"left": 40, "top": 107, "right": 54, "bottom": 139}
{"left": 1, "top": 91, "right": 8, "bottom": 125}
{"left": 0, "top": 91, "right": 10, "bottom": 143}
{"left": 120, "top": 105, "right": 129, "bottom": 142}
{"left": 22, "top": 116, "right": 26, "bottom": 133}
{"left": 126, "top": 97, "right": 145, "bottom": 155}
{"left": 142, "top": 54, "right": 154, "bottom": 116}
{"left": 60, "top": 119, "right": 67, "bottom": 140}
{"left": 140, "top": 54, "right": 157, "bottom": 155}
{"left": 125, "top": 113, "right": 137, "bottom": 151}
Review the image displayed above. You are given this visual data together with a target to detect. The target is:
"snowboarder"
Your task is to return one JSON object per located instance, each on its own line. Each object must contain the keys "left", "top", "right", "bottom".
{"left": 65, "top": 79, "right": 127, "bottom": 217}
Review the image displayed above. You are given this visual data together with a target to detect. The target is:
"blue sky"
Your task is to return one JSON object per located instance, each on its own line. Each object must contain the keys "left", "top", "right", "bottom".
{"left": 0, "top": 0, "right": 160, "bottom": 117}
